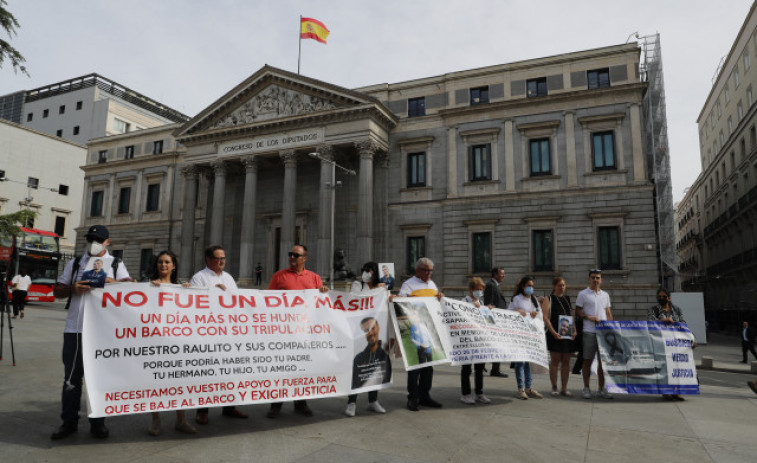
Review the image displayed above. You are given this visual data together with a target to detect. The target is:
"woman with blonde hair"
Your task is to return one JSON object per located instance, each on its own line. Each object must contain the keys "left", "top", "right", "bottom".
{"left": 544, "top": 277, "right": 576, "bottom": 396}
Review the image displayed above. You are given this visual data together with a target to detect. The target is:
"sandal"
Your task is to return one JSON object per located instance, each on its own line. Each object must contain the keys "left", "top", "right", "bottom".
{"left": 551, "top": 386, "right": 559, "bottom": 397}
{"left": 560, "top": 390, "right": 573, "bottom": 397}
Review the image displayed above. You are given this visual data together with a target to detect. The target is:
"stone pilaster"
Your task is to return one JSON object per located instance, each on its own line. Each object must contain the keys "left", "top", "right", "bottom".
{"left": 355, "top": 139, "right": 378, "bottom": 266}
{"left": 238, "top": 156, "right": 258, "bottom": 285}
{"left": 316, "top": 145, "right": 334, "bottom": 280}
{"left": 209, "top": 161, "right": 227, "bottom": 246}
{"left": 179, "top": 166, "right": 198, "bottom": 280}
{"left": 279, "top": 150, "right": 297, "bottom": 270}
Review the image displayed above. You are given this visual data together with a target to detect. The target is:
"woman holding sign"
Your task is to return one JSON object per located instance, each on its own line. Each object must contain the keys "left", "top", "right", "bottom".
{"left": 147, "top": 251, "right": 197, "bottom": 436}
{"left": 508, "top": 276, "right": 547, "bottom": 400}
{"left": 544, "top": 277, "right": 576, "bottom": 397}
{"left": 647, "top": 288, "right": 692, "bottom": 401}
{"left": 459, "top": 278, "right": 492, "bottom": 405}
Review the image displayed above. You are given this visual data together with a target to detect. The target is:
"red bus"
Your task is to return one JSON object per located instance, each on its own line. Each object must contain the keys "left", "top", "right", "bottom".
{"left": 1, "top": 227, "right": 61, "bottom": 303}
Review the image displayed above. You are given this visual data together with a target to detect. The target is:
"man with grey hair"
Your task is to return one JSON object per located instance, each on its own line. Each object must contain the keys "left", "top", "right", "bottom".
{"left": 398, "top": 257, "right": 444, "bottom": 411}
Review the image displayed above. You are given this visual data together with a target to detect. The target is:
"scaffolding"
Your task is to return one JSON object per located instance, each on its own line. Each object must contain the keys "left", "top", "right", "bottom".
{"left": 640, "top": 33, "right": 678, "bottom": 289}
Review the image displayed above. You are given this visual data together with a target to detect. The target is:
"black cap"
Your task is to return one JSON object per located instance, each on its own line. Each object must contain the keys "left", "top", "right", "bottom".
{"left": 85, "top": 225, "right": 109, "bottom": 242}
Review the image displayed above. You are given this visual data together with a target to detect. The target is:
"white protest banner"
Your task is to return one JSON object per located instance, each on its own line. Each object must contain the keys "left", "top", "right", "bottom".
{"left": 390, "top": 298, "right": 549, "bottom": 371}
{"left": 82, "top": 284, "right": 391, "bottom": 417}
{"left": 596, "top": 321, "right": 699, "bottom": 395}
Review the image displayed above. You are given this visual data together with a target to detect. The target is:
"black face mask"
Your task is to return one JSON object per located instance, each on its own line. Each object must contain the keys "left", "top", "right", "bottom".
{"left": 657, "top": 297, "right": 668, "bottom": 306}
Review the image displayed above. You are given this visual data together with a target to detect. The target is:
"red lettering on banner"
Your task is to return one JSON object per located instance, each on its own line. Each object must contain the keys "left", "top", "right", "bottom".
{"left": 102, "top": 291, "right": 147, "bottom": 308}
{"left": 196, "top": 295, "right": 210, "bottom": 309}
{"left": 218, "top": 295, "right": 236, "bottom": 308}
{"left": 265, "top": 295, "right": 282, "bottom": 307}
{"left": 238, "top": 294, "right": 256, "bottom": 308}
{"left": 102, "top": 292, "right": 121, "bottom": 308}
{"left": 314, "top": 295, "right": 332, "bottom": 309}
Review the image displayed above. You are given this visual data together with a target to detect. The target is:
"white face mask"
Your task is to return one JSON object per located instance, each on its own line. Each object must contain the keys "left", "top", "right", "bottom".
{"left": 88, "top": 241, "right": 105, "bottom": 256}
{"left": 473, "top": 290, "right": 484, "bottom": 298}
{"left": 361, "top": 271, "right": 372, "bottom": 283}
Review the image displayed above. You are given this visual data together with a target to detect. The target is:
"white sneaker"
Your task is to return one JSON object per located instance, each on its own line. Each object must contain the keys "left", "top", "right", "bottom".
{"left": 475, "top": 394, "right": 491, "bottom": 404}
{"left": 599, "top": 388, "right": 614, "bottom": 399}
{"left": 368, "top": 401, "right": 386, "bottom": 413}
{"left": 460, "top": 394, "right": 475, "bottom": 405}
{"left": 344, "top": 402, "right": 356, "bottom": 417}
{"left": 582, "top": 387, "right": 592, "bottom": 399}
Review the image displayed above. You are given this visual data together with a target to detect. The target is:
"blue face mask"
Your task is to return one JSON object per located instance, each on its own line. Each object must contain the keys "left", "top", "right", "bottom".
{"left": 524, "top": 286, "right": 534, "bottom": 296}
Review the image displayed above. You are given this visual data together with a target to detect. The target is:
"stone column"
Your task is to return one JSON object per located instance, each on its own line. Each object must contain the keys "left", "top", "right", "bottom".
{"left": 564, "top": 111, "right": 578, "bottom": 187}
{"left": 356, "top": 140, "right": 377, "bottom": 266}
{"left": 238, "top": 156, "right": 258, "bottom": 285}
{"left": 279, "top": 150, "right": 297, "bottom": 270}
{"left": 106, "top": 173, "right": 116, "bottom": 223}
{"left": 179, "top": 166, "right": 198, "bottom": 280}
{"left": 316, "top": 145, "right": 334, "bottom": 279}
{"left": 373, "top": 151, "right": 389, "bottom": 261}
{"left": 209, "top": 161, "right": 227, "bottom": 246}
{"left": 504, "top": 119, "right": 516, "bottom": 192}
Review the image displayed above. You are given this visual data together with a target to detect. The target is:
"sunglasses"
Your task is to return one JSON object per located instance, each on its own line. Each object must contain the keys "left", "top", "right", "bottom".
{"left": 288, "top": 252, "right": 305, "bottom": 259}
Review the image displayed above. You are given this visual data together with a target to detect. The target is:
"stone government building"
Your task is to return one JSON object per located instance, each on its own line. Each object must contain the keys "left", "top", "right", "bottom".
{"left": 80, "top": 41, "right": 668, "bottom": 320}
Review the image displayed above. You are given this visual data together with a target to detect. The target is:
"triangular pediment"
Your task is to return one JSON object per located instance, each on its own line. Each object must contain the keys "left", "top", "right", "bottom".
{"left": 175, "top": 65, "right": 391, "bottom": 141}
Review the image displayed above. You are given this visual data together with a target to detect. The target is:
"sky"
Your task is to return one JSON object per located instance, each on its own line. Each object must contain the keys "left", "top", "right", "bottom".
{"left": 2, "top": 0, "right": 754, "bottom": 202}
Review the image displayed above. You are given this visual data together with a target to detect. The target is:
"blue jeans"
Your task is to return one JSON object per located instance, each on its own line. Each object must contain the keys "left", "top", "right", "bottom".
{"left": 513, "top": 362, "right": 532, "bottom": 390}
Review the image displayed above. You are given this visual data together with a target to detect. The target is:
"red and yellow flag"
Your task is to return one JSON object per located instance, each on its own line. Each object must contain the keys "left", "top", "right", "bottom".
{"left": 300, "top": 17, "right": 330, "bottom": 44}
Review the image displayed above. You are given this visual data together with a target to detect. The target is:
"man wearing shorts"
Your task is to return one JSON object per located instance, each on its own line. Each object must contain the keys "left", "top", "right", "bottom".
{"left": 576, "top": 269, "right": 613, "bottom": 400}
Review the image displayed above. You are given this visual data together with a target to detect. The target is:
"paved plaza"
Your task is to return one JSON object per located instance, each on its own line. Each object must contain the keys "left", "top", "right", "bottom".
{"left": 1, "top": 302, "right": 756, "bottom": 463}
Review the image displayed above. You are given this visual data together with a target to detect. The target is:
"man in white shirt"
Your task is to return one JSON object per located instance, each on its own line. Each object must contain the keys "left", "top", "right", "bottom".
{"left": 11, "top": 268, "right": 32, "bottom": 319}
{"left": 51, "top": 225, "right": 131, "bottom": 440}
{"left": 575, "top": 269, "right": 613, "bottom": 400}
{"left": 190, "top": 245, "right": 248, "bottom": 424}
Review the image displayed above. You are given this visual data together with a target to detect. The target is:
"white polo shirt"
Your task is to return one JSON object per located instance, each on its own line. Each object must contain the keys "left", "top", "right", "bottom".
{"left": 190, "top": 267, "right": 238, "bottom": 291}
{"left": 12, "top": 274, "right": 32, "bottom": 292}
{"left": 575, "top": 287, "right": 611, "bottom": 334}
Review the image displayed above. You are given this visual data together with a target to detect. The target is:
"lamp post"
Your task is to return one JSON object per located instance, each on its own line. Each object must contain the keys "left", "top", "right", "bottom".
{"left": 308, "top": 152, "right": 356, "bottom": 286}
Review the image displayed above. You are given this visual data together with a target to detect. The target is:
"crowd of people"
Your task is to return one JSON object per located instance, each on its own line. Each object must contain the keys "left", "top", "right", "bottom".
{"left": 48, "top": 223, "right": 699, "bottom": 441}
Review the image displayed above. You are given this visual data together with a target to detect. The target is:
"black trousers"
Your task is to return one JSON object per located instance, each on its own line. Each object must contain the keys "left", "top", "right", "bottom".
{"left": 12, "top": 290, "right": 27, "bottom": 316}
{"left": 742, "top": 340, "right": 757, "bottom": 362}
{"left": 461, "top": 363, "right": 485, "bottom": 395}
{"left": 60, "top": 333, "right": 104, "bottom": 427}
{"left": 347, "top": 390, "right": 378, "bottom": 404}
{"left": 407, "top": 347, "right": 434, "bottom": 400}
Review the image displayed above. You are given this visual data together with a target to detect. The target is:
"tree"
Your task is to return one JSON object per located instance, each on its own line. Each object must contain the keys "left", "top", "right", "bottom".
{"left": 0, "top": 0, "right": 28, "bottom": 76}
{"left": 0, "top": 209, "right": 36, "bottom": 238}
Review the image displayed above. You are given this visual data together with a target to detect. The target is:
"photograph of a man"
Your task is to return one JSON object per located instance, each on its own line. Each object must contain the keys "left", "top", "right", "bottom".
{"left": 409, "top": 311, "right": 437, "bottom": 364}
{"left": 379, "top": 263, "right": 395, "bottom": 291}
{"left": 479, "top": 306, "right": 496, "bottom": 325}
{"left": 351, "top": 317, "right": 392, "bottom": 390}
{"left": 558, "top": 315, "right": 573, "bottom": 339}
{"left": 81, "top": 259, "right": 107, "bottom": 288}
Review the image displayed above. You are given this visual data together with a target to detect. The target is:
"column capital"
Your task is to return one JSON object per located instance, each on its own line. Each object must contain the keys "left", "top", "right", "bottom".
{"left": 316, "top": 144, "right": 334, "bottom": 161}
{"left": 241, "top": 155, "right": 258, "bottom": 173}
{"left": 211, "top": 160, "right": 227, "bottom": 176}
{"left": 355, "top": 139, "right": 379, "bottom": 159}
{"left": 181, "top": 165, "right": 198, "bottom": 179}
{"left": 279, "top": 150, "right": 298, "bottom": 167}
{"left": 374, "top": 151, "right": 389, "bottom": 168}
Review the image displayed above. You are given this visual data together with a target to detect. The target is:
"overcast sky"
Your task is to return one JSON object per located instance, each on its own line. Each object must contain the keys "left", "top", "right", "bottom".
{"left": 3, "top": 0, "right": 753, "bottom": 202}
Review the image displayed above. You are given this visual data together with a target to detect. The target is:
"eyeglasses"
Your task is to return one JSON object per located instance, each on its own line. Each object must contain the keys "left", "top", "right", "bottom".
{"left": 418, "top": 268, "right": 433, "bottom": 273}
{"left": 211, "top": 257, "right": 226, "bottom": 261}
{"left": 288, "top": 252, "right": 305, "bottom": 259}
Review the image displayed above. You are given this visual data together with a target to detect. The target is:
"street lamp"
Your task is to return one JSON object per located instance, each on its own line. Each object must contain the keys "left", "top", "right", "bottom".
{"left": 308, "top": 152, "right": 356, "bottom": 287}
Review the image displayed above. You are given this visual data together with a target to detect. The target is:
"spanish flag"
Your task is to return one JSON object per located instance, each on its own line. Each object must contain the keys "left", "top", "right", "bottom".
{"left": 300, "top": 17, "right": 330, "bottom": 44}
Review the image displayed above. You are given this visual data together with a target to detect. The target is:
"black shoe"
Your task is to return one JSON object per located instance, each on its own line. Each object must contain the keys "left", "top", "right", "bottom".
{"left": 90, "top": 423, "right": 109, "bottom": 439}
{"left": 419, "top": 397, "right": 443, "bottom": 408}
{"left": 51, "top": 422, "right": 77, "bottom": 440}
{"left": 294, "top": 403, "right": 314, "bottom": 417}
{"left": 266, "top": 404, "right": 282, "bottom": 419}
{"left": 406, "top": 398, "right": 419, "bottom": 411}
{"left": 740, "top": 360, "right": 748, "bottom": 364}
{"left": 490, "top": 372, "right": 509, "bottom": 378}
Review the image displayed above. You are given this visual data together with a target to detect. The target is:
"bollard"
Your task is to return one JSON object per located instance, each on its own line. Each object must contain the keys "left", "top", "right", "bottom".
{"left": 701, "top": 356, "right": 713, "bottom": 369}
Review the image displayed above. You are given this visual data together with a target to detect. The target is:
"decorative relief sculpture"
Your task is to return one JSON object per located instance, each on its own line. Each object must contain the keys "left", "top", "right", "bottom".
{"left": 211, "top": 85, "right": 338, "bottom": 129}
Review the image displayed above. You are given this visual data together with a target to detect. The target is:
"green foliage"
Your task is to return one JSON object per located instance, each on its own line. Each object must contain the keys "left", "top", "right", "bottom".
{"left": 0, "top": 209, "right": 37, "bottom": 237}
{"left": 0, "top": 0, "right": 28, "bottom": 76}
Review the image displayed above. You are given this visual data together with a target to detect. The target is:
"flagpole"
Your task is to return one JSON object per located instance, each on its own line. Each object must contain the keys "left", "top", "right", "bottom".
{"left": 297, "top": 15, "right": 302, "bottom": 75}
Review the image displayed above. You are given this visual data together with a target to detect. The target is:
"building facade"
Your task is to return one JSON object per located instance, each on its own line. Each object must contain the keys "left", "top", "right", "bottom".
{"left": 678, "top": 2, "right": 757, "bottom": 329}
{"left": 0, "top": 119, "right": 87, "bottom": 258}
{"left": 80, "top": 42, "right": 666, "bottom": 319}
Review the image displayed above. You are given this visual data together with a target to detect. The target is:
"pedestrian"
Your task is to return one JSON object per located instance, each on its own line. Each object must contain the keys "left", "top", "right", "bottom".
{"left": 398, "top": 257, "right": 445, "bottom": 411}
{"left": 740, "top": 321, "right": 757, "bottom": 364}
{"left": 255, "top": 262, "right": 263, "bottom": 286}
{"left": 508, "top": 276, "right": 546, "bottom": 400}
{"left": 576, "top": 269, "right": 614, "bottom": 400}
{"left": 459, "top": 277, "right": 491, "bottom": 405}
{"left": 544, "top": 277, "right": 576, "bottom": 397}
{"left": 11, "top": 268, "right": 31, "bottom": 319}
{"left": 483, "top": 267, "right": 508, "bottom": 378}
{"left": 266, "top": 244, "right": 329, "bottom": 418}
{"left": 148, "top": 250, "right": 197, "bottom": 436}
{"left": 190, "top": 245, "right": 248, "bottom": 425}
{"left": 50, "top": 225, "right": 131, "bottom": 440}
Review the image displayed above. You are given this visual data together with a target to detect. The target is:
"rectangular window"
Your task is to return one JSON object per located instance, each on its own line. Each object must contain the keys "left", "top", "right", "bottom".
{"left": 468, "top": 144, "right": 491, "bottom": 181}
{"left": 408, "top": 97, "right": 426, "bottom": 117}
{"left": 28, "top": 177, "right": 39, "bottom": 189}
{"left": 598, "top": 226, "right": 621, "bottom": 270}
{"left": 76, "top": 101, "right": 83, "bottom": 110}
{"left": 735, "top": 68, "right": 741, "bottom": 88}
{"left": 43, "top": 109, "right": 49, "bottom": 118}
{"left": 59, "top": 105, "right": 65, "bottom": 114}
{"left": 140, "top": 248, "right": 154, "bottom": 282}
{"left": 118, "top": 187, "right": 131, "bottom": 214}
{"left": 533, "top": 230, "right": 554, "bottom": 272}
{"left": 526, "top": 77, "right": 548, "bottom": 97}
{"left": 738, "top": 101, "right": 744, "bottom": 121}
{"left": 725, "top": 85, "right": 731, "bottom": 103}
{"left": 472, "top": 232, "right": 491, "bottom": 273}
{"left": 98, "top": 150, "right": 107, "bottom": 164}
{"left": 406, "top": 236, "right": 426, "bottom": 275}
{"left": 749, "top": 86, "right": 754, "bottom": 107}
{"left": 90, "top": 191, "right": 104, "bottom": 217}
{"left": 587, "top": 68, "right": 610, "bottom": 89}
{"left": 592, "top": 131, "right": 616, "bottom": 170}
{"left": 145, "top": 183, "right": 160, "bottom": 212}
{"left": 56, "top": 129, "right": 62, "bottom": 137}
{"left": 26, "top": 113, "right": 32, "bottom": 122}
{"left": 73, "top": 126, "right": 80, "bottom": 135}
{"left": 58, "top": 184, "right": 69, "bottom": 195}
{"left": 529, "top": 138, "right": 551, "bottom": 176}
{"left": 153, "top": 140, "right": 164, "bottom": 154}
{"left": 113, "top": 118, "right": 131, "bottom": 134}
{"left": 125, "top": 145, "right": 134, "bottom": 160}
{"left": 470, "top": 86, "right": 489, "bottom": 105}
{"left": 407, "top": 152, "right": 426, "bottom": 187}
{"left": 54, "top": 216, "right": 66, "bottom": 237}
